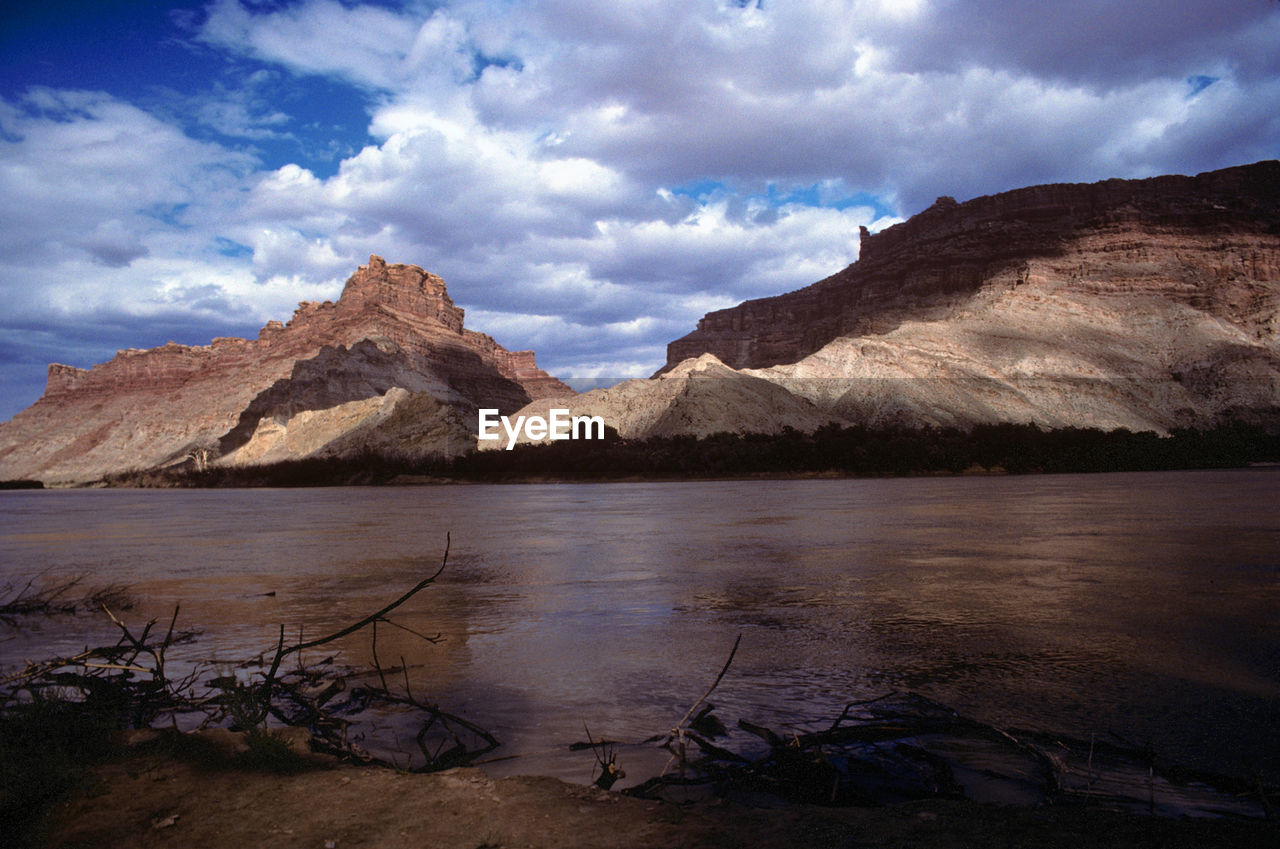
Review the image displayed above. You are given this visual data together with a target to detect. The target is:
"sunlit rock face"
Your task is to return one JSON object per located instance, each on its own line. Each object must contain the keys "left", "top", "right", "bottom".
{"left": 486, "top": 352, "right": 838, "bottom": 449}
{"left": 656, "top": 161, "right": 1280, "bottom": 432}
{"left": 0, "top": 257, "right": 571, "bottom": 484}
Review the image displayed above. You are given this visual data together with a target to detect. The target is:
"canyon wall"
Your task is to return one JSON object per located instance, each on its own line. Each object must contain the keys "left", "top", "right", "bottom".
{"left": 508, "top": 162, "right": 1280, "bottom": 442}
{"left": 665, "top": 161, "right": 1280, "bottom": 372}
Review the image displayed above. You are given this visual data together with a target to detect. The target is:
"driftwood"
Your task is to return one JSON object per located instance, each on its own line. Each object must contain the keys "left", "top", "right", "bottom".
{"left": 1, "top": 534, "right": 498, "bottom": 773}
{"left": 621, "top": 691, "right": 1056, "bottom": 806}
{"left": 0, "top": 574, "right": 132, "bottom": 623}
{"left": 660, "top": 633, "right": 742, "bottom": 778}
{"left": 622, "top": 691, "right": 1274, "bottom": 818}
{"left": 579, "top": 723, "right": 626, "bottom": 790}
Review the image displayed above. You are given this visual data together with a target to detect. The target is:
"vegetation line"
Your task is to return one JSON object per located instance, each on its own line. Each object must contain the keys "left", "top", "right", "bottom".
{"left": 96, "top": 420, "right": 1280, "bottom": 488}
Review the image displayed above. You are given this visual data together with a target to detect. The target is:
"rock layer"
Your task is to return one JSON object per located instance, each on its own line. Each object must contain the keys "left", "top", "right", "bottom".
{"left": 0, "top": 257, "right": 570, "bottom": 484}
{"left": 647, "top": 161, "right": 1280, "bottom": 433}
{"left": 666, "top": 161, "right": 1280, "bottom": 373}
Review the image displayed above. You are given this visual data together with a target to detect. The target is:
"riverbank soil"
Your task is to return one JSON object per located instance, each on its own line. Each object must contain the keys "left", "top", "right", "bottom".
{"left": 38, "top": 745, "right": 1278, "bottom": 849}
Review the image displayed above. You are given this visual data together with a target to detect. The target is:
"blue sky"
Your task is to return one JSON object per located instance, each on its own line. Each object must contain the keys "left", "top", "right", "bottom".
{"left": 2, "top": 1, "right": 1279, "bottom": 419}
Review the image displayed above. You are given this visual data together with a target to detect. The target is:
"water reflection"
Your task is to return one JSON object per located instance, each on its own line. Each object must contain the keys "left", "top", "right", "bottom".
{"left": 1, "top": 469, "right": 1278, "bottom": 786}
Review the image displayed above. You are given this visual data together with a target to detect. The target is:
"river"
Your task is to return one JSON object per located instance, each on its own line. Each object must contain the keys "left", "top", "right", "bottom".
{"left": 2, "top": 469, "right": 1277, "bottom": 786}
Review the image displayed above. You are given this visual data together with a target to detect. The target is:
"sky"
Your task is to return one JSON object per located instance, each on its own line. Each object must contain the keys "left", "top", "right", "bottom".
{"left": 2, "top": 1, "right": 1279, "bottom": 420}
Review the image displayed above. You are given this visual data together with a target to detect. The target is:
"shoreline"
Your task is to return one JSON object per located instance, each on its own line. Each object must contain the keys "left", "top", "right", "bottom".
{"left": 6, "top": 418, "right": 1277, "bottom": 490}
{"left": 40, "top": 742, "right": 1279, "bottom": 849}
{"left": 21, "top": 461, "right": 1278, "bottom": 490}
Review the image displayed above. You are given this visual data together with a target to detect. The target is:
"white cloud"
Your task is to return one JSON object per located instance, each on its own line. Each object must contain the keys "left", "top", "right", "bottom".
{"left": 191, "top": 77, "right": 294, "bottom": 141}
{"left": 249, "top": 227, "right": 352, "bottom": 283}
{"left": 0, "top": 89, "right": 251, "bottom": 262}
{"left": 199, "top": 0, "right": 428, "bottom": 90}
{"left": 76, "top": 219, "right": 150, "bottom": 268}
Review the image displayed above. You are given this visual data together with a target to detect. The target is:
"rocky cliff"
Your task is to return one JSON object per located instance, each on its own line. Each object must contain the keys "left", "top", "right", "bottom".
{"left": 666, "top": 161, "right": 1280, "bottom": 372}
{"left": 0, "top": 256, "right": 570, "bottom": 484}
{"left": 499, "top": 162, "right": 1280, "bottom": 441}
{"left": 643, "top": 161, "right": 1280, "bottom": 433}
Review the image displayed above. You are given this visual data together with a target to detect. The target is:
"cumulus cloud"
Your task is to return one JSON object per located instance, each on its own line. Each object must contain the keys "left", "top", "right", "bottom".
{"left": 77, "top": 219, "right": 151, "bottom": 268}
{"left": 0, "top": 89, "right": 248, "bottom": 261}
{"left": 1, "top": 0, "right": 1278, "bottom": 420}
{"left": 199, "top": 0, "right": 432, "bottom": 90}
{"left": 870, "top": 1, "right": 1280, "bottom": 87}
{"left": 191, "top": 81, "right": 293, "bottom": 141}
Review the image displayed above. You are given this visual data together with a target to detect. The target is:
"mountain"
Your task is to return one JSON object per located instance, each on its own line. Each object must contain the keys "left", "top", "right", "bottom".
{"left": 9, "top": 164, "right": 1278, "bottom": 480}
{"left": 666, "top": 161, "right": 1280, "bottom": 373}
{"left": 0, "top": 256, "right": 570, "bottom": 484}
{"left": 499, "top": 161, "right": 1280, "bottom": 444}
{"left": 494, "top": 353, "right": 835, "bottom": 447}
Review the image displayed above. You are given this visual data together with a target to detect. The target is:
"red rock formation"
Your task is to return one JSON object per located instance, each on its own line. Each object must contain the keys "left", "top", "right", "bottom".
{"left": 0, "top": 257, "right": 571, "bottom": 483}
{"left": 664, "top": 161, "right": 1280, "bottom": 371}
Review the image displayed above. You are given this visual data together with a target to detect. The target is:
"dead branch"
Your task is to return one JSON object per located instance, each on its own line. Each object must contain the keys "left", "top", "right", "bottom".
{"left": 661, "top": 633, "right": 742, "bottom": 776}
{"left": 1, "top": 575, "right": 131, "bottom": 621}
{"left": 260, "top": 533, "right": 450, "bottom": 691}
{"left": 581, "top": 722, "right": 626, "bottom": 789}
{"left": 3, "top": 533, "right": 499, "bottom": 775}
{"left": 673, "top": 633, "right": 741, "bottom": 734}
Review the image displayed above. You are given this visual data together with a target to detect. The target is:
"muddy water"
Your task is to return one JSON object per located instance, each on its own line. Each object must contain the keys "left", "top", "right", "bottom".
{"left": 2, "top": 470, "right": 1278, "bottom": 786}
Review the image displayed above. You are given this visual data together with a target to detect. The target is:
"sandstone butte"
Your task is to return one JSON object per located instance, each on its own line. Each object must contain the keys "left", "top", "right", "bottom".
{"left": 504, "top": 160, "right": 1280, "bottom": 445}
{"left": 0, "top": 256, "right": 571, "bottom": 485}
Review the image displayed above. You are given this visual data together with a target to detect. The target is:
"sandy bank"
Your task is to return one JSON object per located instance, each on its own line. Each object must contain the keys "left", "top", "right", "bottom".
{"left": 44, "top": 749, "right": 1276, "bottom": 849}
